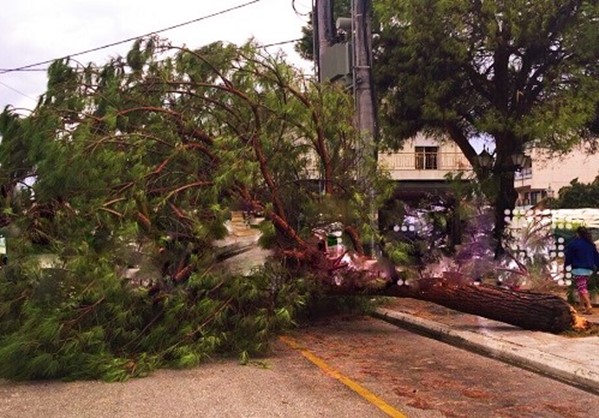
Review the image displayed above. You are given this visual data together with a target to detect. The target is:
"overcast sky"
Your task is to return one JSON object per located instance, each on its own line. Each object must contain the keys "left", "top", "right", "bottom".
{"left": 0, "top": 0, "right": 313, "bottom": 113}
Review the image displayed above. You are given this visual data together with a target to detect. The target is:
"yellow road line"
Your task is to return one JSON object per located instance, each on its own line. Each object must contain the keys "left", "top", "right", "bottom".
{"left": 280, "top": 335, "right": 407, "bottom": 418}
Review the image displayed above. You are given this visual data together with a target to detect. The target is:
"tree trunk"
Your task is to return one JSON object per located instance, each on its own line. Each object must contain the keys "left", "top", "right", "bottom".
{"left": 405, "top": 282, "right": 576, "bottom": 334}
{"left": 326, "top": 278, "right": 584, "bottom": 334}
{"left": 218, "top": 228, "right": 585, "bottom": 334}
{"left": 493, "top": 170, "right": 518, "bottom": 257}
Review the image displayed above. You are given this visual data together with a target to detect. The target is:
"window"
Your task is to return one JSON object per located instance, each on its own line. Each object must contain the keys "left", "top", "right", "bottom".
{"left": 415, "top": 146, "right": 439, "bottom": 170}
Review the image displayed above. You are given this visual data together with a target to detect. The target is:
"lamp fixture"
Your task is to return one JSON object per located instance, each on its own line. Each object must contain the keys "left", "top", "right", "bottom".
{"left": 509, "top": 152, "right": 526, "bottom": 168}
{"left": 477, "top": 149, "right": 494, "bottom": 170}
{"left": 477, "top": 149, "right": 529, "bottom": 172}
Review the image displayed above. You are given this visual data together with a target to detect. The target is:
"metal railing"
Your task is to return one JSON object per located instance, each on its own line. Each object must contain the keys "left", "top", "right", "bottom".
{"left": 514, "top": 167, "right": 533, "bottom": 180}
{"left": 381, "top": 152, "right": 472, "bottom": 171}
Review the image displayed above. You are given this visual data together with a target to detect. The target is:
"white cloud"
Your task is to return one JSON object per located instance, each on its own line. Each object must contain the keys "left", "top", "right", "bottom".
{"left": 0, "top": 0, "right": 314, "bottom": 112}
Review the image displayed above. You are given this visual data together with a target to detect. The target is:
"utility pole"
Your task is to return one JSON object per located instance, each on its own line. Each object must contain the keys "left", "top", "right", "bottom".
{"left": 352, "top": 0, "right": 379, "bottom": 256}
{"left": 315, "top": 0, "right": 379, "bottom": 256}
{"left": 314, "top": 0, "right": 336, "bottom": 82}
{"left": 352, "top": 0, "right": 377, "bottom": 155}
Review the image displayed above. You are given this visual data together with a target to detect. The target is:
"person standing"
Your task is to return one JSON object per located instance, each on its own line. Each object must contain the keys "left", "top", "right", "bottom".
{"left": 565, "top": 226, "right": 599, "bottom": 314}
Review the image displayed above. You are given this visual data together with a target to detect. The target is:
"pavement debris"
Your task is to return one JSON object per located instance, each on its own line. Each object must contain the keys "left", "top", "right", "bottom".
{"left": 373, "top": 298, "right": 599, "bottom": 395}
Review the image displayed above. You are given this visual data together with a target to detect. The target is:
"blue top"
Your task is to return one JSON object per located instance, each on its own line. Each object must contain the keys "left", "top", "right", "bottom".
{"left": 565, "top": 237, "right": 599, "bottom": 271}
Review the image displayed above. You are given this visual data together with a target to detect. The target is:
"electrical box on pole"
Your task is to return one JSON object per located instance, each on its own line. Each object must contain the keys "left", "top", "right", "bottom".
{"left": 320, "top": 42, "right": 353, "bottom": 84}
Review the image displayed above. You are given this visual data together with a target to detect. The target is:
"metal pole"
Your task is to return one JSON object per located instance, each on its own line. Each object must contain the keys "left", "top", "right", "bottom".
{"left": 352, "top": 0, "right": 379, "bottom": 256}
{"left": 315, "top": 0, "right": 336, "bottom": 82}
{"left": 352, "top": 0, "right": 376, "bottom": 148}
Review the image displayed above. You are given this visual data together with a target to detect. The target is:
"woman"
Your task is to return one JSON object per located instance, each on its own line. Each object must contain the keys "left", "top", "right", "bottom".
{"left": 565, "top": 227, "right": 599, "bottom": 314}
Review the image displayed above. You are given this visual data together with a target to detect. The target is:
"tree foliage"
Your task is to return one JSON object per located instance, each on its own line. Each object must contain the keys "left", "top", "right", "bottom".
{"left": 554, "top": 176, "right": 599, "bottom": 208}
{"left": 373, "top": 0, "right": 599, "bottom": 247}
{"left": 0, "top": 37, "right": 389, "bottom": 380}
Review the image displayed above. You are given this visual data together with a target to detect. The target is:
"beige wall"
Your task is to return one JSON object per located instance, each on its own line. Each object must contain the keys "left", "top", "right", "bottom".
{"left": 378, "top": 134, "right": 472, "bottom": 181}
{"left": 516, "top": 146, "right": 599, "bottom": 192}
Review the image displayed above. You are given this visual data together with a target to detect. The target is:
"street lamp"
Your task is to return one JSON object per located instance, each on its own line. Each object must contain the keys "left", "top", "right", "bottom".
{"left": 476, "top": 149, "right": 529, "bottom": 172}
{"left": 509, "top": 151, "right": 526, "bottom": 168}
{"left": 477, "top": 149, "right": 494, "bottom": 170}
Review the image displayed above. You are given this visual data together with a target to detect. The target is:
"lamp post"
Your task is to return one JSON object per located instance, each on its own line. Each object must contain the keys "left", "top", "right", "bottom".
{"left": 509, "top": 151, "right": 526, "bottom": 168}
{"left": 476, "top": 149, "right": 529, "bottom": 172}
{"left": 476, "top": 148, "right": 530, "bottom": 258}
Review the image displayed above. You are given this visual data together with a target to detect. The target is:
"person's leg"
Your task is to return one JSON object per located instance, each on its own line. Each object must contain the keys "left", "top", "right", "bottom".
{"left": 575, "top": 275, "right": 593, "bottom": 313}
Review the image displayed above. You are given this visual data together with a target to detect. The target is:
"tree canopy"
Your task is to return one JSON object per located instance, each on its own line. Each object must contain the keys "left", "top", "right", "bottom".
{"left": 0, "top": 37, "right": 389, "bottom": 380}
{"left": 373, "top": 0, "right": 599, "bottom": 246}
{"left": 554, "top": 176, "right": 599, "bottom": 208}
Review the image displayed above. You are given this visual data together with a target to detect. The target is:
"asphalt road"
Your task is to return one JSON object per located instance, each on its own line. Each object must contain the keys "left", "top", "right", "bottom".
{"left": 0, "top": 347, "right": 386, "bottom": 418}
{"left": 289, "top": 315, "right": 599, "bottom": 418}
{"left": 1, "top": 315, "right": 597, "bottom": 418}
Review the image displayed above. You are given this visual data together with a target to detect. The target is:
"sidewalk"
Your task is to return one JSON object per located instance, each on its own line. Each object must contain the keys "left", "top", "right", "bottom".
{"left": 373, "top": 298, "right": 599, "bottom": 395}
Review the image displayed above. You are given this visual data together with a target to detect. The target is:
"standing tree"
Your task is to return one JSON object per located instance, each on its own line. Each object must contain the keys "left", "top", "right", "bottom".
{"left": 553, "top": 176, "right": 599, "bottom": 208}
{"left": 373, "top": 0, "right": 599, "bottom": 251}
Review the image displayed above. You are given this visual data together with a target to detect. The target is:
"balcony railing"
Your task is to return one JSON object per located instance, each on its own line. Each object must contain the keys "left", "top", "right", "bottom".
{"left": 514, "top": 167, "right": 533, "bottom": 180}
{"left": 381, "top": 152, "right": 472, "bottom": 171}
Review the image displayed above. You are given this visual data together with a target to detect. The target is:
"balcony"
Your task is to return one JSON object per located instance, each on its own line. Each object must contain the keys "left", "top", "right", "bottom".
{"left": 379, "top": 151, "right": 473, "bottom": 181}
{"left": 514, "top": 167, "right": 533, "bottom": 181}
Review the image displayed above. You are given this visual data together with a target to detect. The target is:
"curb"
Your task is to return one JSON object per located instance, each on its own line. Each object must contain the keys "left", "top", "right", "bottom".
{"left": 372, "top": 308, "right": 599, "bottom": 395}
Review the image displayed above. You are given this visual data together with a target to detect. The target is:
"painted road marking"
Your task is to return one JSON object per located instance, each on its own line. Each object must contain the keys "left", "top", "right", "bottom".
{"left": 280, "top": 335, "right": 407, "bottom": 418}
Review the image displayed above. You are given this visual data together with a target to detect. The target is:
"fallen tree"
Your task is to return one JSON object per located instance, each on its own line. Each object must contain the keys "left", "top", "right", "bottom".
{"left": 328, "top": 277, "right": 584, "bottom": 334}
{"left": 266, "top": 238, "right": 586, "bottom": 334}
{"left": 0, "top": 38, "right": 590, "bottom": 382}
{"left": 220, "top": 213, "right": 588, "bottom": 334}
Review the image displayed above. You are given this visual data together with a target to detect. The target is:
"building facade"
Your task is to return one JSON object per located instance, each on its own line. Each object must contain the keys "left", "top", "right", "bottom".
{"left": 515, "top": 146, "right": 599, "bottom": 207}
{"left": 378, "top": 133, "right": 473, "bottom": 200}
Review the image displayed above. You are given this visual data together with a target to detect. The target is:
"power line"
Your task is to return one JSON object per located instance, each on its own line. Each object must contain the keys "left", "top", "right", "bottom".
{"left": 292, "top": 0, "right": 311, "bottom": 17}
{"left": 262, "top": 38, "right": 303, "bottom": 48}
{"left": 0, "top": 38, "right": 305, "bottom": 74}
{"left": 0, "top": 0, "right": 261, "bottom": 75}
{"left": 0, "top": 68, "right": 46, "bottom": 72}
{"left": 0, "top": 81, "right": 36, "bottom": 101}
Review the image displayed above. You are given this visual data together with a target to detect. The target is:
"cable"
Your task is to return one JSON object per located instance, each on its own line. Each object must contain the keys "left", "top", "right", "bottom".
{"left": 262, "top": 38, "right": 303, "bottom": 48}
{"left": 292, "top": 0, "right": 311, "bottom": 17}
{"left": 0, "top": 80, "right": 36, "bottom": 101}
{"left": 0, "top": 0, "right": 261, "bottom": 75}
{"left": 0, "top": 38, "right": 305, "bottom": 75}
{"left": 0, "top": 68, "right": 46, "bottom": 72}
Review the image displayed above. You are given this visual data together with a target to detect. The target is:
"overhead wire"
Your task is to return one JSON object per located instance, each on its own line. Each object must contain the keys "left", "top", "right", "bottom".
{"left": 0, "top": 81, "right": 36, "bottom": 101}
{"left": 0, "top": 2, "right": 309, "bottom": 104}
{"left": 292, "top": 0, "right": 312, "bottom": 17}
{"left": 0, "top": 0, "right": 262, "bottom": 75}
{"left": 262, "top": 38, "right": 303, "bottom": 48}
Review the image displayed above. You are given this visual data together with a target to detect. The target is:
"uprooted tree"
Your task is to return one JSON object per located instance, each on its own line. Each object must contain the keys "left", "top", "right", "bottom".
{"left": 0, "top": 38, "right": 588, "bottom": 380}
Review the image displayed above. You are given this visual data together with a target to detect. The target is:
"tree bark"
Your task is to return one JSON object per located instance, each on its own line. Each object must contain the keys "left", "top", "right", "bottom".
{"left": 493, "top": 170, "right": 518, "bottom": 256}
{"left": 325, "top": 278, "right": 584, "bottom": 334}
{"left": 407, "top": 282, "right": 576, "bottom": 334}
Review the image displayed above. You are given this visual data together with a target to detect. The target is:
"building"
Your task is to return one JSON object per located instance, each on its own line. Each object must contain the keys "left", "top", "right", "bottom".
{"left": 378, "top": 133, "right": 473, "bottom": 201}
{"left": 515, "top": 146, "right": 599, "bottom": 207}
